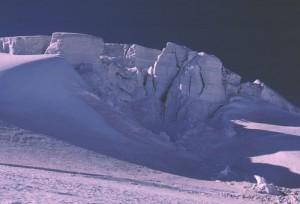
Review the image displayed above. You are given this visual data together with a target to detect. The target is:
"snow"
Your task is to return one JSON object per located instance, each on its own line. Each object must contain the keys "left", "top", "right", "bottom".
{"left": 0, "top": 164, "right": 260, "bottom": 204}
{"left": 0, "top": 53, "right": 207, "bottom": 179}
{"left": 125, "top": 44, "right": 161, "bottom": 69}
{"left": 0, "top": 35, "right": 50, "bottom": 54}
{"left": 0, "top": 121, "right": 293, "bottom": 204}
{"left": 253, "top": 175, "right": 280, "bottom": 195}
{"left": 209, "top": 97, "right": 300, "bottom": 187}
{"left": 45, "top": 32, "right": 104, "bottom": 65}
{"left": 238, "top": 80, "right": 298, "bottom": 113}
{"left": 0, "top": 53, "right": 119, "bottom": 139}
{"left": 0, "top": 32, "right": 300, "bottom": 202}
{"left": 232, "top": 119, "right": 300, "bottom": 137}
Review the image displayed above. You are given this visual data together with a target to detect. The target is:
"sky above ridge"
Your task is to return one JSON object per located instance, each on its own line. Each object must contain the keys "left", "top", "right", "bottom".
{"left": 0, "top": 0, "right": 299, "bottom": 106}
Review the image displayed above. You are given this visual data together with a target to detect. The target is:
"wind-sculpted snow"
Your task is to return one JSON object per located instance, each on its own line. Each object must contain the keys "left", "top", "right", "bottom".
{"left": 0, "top": 32, "right": 300, "bottom": 190}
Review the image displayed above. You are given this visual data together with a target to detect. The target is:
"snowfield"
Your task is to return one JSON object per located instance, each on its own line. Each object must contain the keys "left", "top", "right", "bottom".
{"left": 0, "top": 32, "right": 300, "bottom": 203}
{"left": 0, "top": 164, "right": 263, "bottom": 204}
{"left": 0, "top": 121, "right": 297, "bottom": 204}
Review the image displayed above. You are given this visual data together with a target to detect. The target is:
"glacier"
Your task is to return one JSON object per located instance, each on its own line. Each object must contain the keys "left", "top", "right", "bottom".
{"left": 0, "top": 32, "right": 300, "bottom": 201}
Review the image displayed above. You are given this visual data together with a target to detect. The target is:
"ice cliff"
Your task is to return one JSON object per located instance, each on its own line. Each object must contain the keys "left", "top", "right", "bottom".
{"left": 0, "top": 32, "right": 298, "bottom": 141}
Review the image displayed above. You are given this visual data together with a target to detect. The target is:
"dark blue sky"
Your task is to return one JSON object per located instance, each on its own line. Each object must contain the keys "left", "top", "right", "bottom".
{"left": 1, "top": 0, "right": 300, "bottom": 105}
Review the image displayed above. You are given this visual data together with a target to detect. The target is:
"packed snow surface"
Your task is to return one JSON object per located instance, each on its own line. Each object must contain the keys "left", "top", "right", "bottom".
{"left": 0, "top": 32, "right": 300, "bottom": 203}
{"left": 0, "top": 121, "right": 297, "bottom": 203}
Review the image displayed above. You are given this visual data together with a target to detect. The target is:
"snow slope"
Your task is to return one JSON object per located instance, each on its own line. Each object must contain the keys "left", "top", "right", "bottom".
{"left": 0, "top": 53, "right": 122, "bottom": 151}
{"left": 0, "top": 53, "right": 205, "bottom": 178}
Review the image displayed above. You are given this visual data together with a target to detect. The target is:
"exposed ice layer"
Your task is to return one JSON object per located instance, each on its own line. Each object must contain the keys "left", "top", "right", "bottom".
{"left": 125, "top": 44, "right": 161, "bottom": 69}
{"left": 102, "top": 43, "right": 160, "bottom": 67}
{"left": 141, "top": 42, "right": 228, "bottom": 135}
{"left": 45, "top": 32, "right": 104, "bottom": 65}
{"left": 79, "top": 43, "right": 161, "bottom": 106}
{"left": 150, "top": 42, "right": 227, "bottom": 101}
{"left": 239, "top": 80, "right": 298, "bottom": 112}
{"left": 239, "top": 81, "right": 262, "bottom": 98}
{"left": 103, "top": 43, "right": 130, "bottom": 58}
{"left": 76, "top": 39, "right": 299, "bottom": 138}
{"left": 77, "top": 63, "right": 143, "bottom": 106}
{"left": 260, "top": 83, "right": 298, "bottom": 112}
{"left": 78, "top": 41, "right": 232, "bottom": 136}
{"left": 0, "top": 32, "right": 298, "bottom": 138}
{"left": 223, "top": 69, "right": 242, "bottom": 97}
{"left": 0, "top": 36, "right": 51, "bottom": 55}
